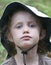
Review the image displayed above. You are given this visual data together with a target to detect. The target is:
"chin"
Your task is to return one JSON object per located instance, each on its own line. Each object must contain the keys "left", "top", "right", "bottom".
{"left": 20, "top": 43, "right": 34, "bottom": 50}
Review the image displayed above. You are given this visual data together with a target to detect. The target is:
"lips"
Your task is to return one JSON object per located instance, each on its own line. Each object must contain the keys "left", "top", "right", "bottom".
{"left": 21, "top": 36, "right": 32, "bottom": 40}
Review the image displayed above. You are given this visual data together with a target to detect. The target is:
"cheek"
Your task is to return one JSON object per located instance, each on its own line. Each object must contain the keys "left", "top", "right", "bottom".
{"left": 31, "top": 29, "right": 40, "bottom": 42}
{"left": 10, "top": 29, "right": 22, "bottom": 44}
{"left": 11, "top": 29, "right": 21, "bottom": 38}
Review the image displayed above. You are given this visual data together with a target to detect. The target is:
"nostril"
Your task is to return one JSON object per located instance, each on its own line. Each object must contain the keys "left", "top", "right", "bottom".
{"left": 23, "top": 31, "right": 29, "bottom": 34}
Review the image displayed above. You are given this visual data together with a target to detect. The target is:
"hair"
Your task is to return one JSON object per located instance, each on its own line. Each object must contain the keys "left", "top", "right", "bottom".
{"left": 1, "top": 7, "right": 49, "bottom": 59}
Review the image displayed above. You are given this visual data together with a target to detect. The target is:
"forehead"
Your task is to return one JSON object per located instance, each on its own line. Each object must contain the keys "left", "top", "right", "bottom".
{"left": 10, "top": 11, "right": 41, "bottom": 23}
{"left": 8, "top": 10, "right": 42, "bottom": 28}
{"left": 11, "top": 11, "right": 37, "bottom": 21}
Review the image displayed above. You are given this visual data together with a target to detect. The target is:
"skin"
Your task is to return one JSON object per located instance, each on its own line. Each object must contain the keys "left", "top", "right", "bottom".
{"left": 7, "top": 11, "right": 46, "bottom": 65}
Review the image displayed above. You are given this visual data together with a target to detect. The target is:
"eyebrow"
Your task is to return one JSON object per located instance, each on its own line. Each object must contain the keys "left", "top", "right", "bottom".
{"left": 15, "top": 22, "right": 23, "bottom": 26}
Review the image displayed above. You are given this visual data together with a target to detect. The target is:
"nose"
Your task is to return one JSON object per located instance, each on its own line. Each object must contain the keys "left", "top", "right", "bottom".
{"left": 23, "top": 26, "right": 29, "bottom": 34}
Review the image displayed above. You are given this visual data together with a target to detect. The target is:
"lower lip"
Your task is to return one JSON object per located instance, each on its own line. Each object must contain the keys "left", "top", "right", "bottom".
{"left": 22, "top": 37, "right": 31, "bottom": 40}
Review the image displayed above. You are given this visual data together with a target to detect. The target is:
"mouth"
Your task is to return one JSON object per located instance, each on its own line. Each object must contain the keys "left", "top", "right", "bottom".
{"left": 21, "top": 36, "right": 32, "bottom": 40}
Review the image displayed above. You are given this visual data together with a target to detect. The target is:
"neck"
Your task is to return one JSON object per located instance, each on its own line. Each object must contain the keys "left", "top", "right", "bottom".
{"left": 14, "top": 44, "right": 39, "bottom": 65}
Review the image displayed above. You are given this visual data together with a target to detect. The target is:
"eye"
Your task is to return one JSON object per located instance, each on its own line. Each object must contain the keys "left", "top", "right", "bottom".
{"left": 15, "top": 24, "right": 22, "bottom": 29}
{"left": 29, "top": 23, "right": 36, "bottom": 28}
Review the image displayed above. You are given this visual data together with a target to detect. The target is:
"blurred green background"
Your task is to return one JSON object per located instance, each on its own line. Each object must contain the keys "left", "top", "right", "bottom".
{"left": 0, "top": 0, "right": 51, "bottom": 64}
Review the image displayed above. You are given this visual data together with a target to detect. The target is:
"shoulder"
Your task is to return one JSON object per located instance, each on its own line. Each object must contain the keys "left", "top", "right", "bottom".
{"left": 1, "top": 57, "right": 16, "bottom": 65}
{"left": 40, "top": 55, "right": 51, "bottom": 65}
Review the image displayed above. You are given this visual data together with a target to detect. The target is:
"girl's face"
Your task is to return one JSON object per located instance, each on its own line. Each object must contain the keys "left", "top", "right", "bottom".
{"left": 8, "top": 11, "right": 44, "bottom": 50}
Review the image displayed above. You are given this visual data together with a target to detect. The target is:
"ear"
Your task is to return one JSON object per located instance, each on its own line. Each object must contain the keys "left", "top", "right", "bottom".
{"left": 6, "top": 31, "right": 14, "bottom": 42}
{"left": 39, "top": 29, "right": 46, "bottom": 40}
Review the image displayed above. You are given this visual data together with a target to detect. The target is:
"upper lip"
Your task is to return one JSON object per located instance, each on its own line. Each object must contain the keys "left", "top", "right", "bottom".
{"left": 21, "top": 35, "right": 32, "bottom": 39}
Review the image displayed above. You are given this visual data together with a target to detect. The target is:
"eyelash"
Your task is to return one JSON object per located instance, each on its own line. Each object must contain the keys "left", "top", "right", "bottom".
{"left": 15, "top": 23, "right": 36, "bottom": 29}
{"left": 16, "top": 25, "right": 22, "bottom": 28}
{"left": 29, "top": 24, "right": 36, "bottom": 28}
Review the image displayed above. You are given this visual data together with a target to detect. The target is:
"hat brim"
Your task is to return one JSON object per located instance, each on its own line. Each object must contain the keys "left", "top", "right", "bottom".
{"left": 4, "top": 2, "right": 49, "bottom": 17}
{"left": 0, "top": 2, "right": 50, "bottom": 29}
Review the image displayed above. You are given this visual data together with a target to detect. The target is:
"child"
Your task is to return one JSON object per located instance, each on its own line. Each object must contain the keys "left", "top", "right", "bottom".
{"left": 0, "top": 2, "right": 51, "bottom": 65}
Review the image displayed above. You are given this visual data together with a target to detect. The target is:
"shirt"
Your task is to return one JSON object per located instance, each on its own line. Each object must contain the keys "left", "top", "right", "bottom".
{"left": 1, "top": 55, "right": 51, "bottom": 65}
